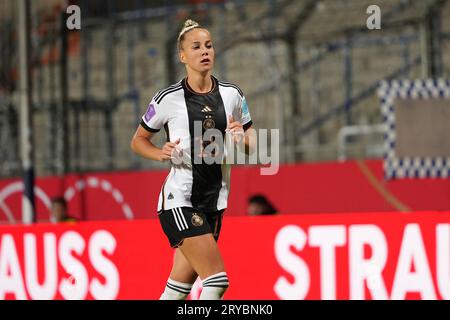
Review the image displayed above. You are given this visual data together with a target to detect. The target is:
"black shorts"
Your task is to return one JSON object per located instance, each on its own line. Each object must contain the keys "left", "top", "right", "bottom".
{"left": 159, "top": 207, "right": 225, "bottom": 248}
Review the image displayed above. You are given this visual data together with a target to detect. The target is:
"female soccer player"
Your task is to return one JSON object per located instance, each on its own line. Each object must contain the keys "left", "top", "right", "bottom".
{"left": 131, "top": 19, "right": 255, "bottom": 300}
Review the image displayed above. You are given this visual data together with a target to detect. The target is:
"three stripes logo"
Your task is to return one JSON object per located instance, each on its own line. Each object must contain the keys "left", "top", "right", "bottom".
{"left": 202, "top": 106, "right": 212, "bottom": 113}
{"left": 172, "top": 208, "right": 189, "bottom": 231}
{"left": 168, "top": 192, "right": 174, "bottom": 200}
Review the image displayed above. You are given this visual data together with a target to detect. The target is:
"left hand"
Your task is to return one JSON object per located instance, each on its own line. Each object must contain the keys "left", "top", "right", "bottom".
{"left": 227, "top": 115, "right": 244, "bottom": 143}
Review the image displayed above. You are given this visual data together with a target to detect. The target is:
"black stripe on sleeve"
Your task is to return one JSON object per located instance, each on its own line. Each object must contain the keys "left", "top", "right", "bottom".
{"left": 140, "top": 119, "right": 160, "bottom": 133}
{"left": 156, "top": 86, "right": 182, "bottom": 104}
{"left": 154, "top": 81, "right": 182, "bottom": 101}
{"left": 243, "top": 120, "right": 253, "bottom": 131}
{"left": 218, "top": 82, "right": 244, "bottom": 97}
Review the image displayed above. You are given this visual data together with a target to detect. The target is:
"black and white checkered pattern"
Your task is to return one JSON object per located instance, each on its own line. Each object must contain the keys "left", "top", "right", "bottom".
{"left": 378, "top": 79, "right": 450, "bottom": 180}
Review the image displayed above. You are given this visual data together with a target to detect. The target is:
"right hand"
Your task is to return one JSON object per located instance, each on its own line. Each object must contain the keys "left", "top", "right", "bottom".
{"left": 159, "top": 138, "right": 180, "bottom": 162}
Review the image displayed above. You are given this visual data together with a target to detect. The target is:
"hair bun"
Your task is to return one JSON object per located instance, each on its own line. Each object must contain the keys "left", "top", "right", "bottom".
{"left": 177, "top": 19, "right": 203, "bottom": 50}
{"left": 183, "top": 19, "right": 199, "bottom": 29}
{"left": 178, "top": 19, "right": 201, "bottom": 40}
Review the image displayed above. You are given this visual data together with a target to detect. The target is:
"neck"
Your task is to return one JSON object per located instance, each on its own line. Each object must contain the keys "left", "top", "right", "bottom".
{"left": 186, "top": 71, "right": 213, "bottom": 93}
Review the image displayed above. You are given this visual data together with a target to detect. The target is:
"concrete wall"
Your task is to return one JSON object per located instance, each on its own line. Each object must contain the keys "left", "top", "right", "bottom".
{"left": 2, "top": 0, "right": 450, "bottom": 176}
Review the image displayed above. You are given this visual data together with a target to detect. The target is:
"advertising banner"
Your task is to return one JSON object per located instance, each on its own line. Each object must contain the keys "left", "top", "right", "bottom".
{"left": 0, "top": 211, "right": 449, "bottom": 300}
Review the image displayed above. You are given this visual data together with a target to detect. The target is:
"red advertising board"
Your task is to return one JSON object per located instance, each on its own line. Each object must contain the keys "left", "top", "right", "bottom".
{"left": 0, "top": 211, "right": 449, "bottom": 300}
{"left": 1, "top": 160, "right": 450, "bottom": 223}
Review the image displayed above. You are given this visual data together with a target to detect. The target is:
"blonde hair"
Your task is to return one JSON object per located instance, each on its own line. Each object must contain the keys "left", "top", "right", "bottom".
{"left": 177, "top": 19, "right": 202, "bottom": 51}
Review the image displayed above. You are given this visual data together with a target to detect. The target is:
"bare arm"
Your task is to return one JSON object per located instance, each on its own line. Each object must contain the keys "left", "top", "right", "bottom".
{"left": 130, "top": 125, "right": 179, "bottom": 162}
{"left": 228, "top": 116, "right": 256, "bottom": 155}
{"left": 243, "top": 125, "right": 257, "bottom": 155}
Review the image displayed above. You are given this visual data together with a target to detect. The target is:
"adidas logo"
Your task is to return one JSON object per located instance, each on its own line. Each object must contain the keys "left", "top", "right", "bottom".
{"left": 201, "top": 106, "right": 212, "bottom": 113}
{"left": 168, "top": 193, "right": 174, "bottom": 200}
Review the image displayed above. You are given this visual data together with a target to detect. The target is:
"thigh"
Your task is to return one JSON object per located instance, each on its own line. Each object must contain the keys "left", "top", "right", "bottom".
{"left": 178, "top": 233, "right": 225, "bottom": 280}
{"left": 169, "top": 249, "right": 198, "bottom": 284}
{"left": 159, "top": 207, "right": 213, "bottom": 248}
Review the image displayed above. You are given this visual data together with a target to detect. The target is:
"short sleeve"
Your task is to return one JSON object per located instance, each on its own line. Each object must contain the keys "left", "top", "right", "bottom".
{"left": 140, "top": 97, "right": 167, "bottom": 133}
{"left": 235, "top": 94, "right": 252, "bottom": 131}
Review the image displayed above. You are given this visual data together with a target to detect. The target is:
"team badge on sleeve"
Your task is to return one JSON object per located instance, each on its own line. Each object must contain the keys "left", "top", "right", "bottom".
{"left": 240, "top": 97, "right": 251, "bottom": 124}
{"left": 144, "top": 103, "right": 156, "bottom": 122}
{"left": 241, "top": 98, "right": 249, "bottom": 117}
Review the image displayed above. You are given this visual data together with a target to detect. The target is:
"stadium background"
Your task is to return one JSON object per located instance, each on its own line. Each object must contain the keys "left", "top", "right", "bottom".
{"left": 0, "top": 0, "right": 449, "bottom": 300}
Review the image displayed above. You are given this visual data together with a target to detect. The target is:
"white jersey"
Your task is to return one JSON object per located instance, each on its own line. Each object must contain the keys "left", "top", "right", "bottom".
{"left": 140, "top": 76, "right": 252, "bottom": 213}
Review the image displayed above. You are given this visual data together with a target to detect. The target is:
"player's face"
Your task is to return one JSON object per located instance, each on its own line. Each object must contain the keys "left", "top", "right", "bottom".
{"left": 180, "top": 29, "right": 215, "bottom": 73}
